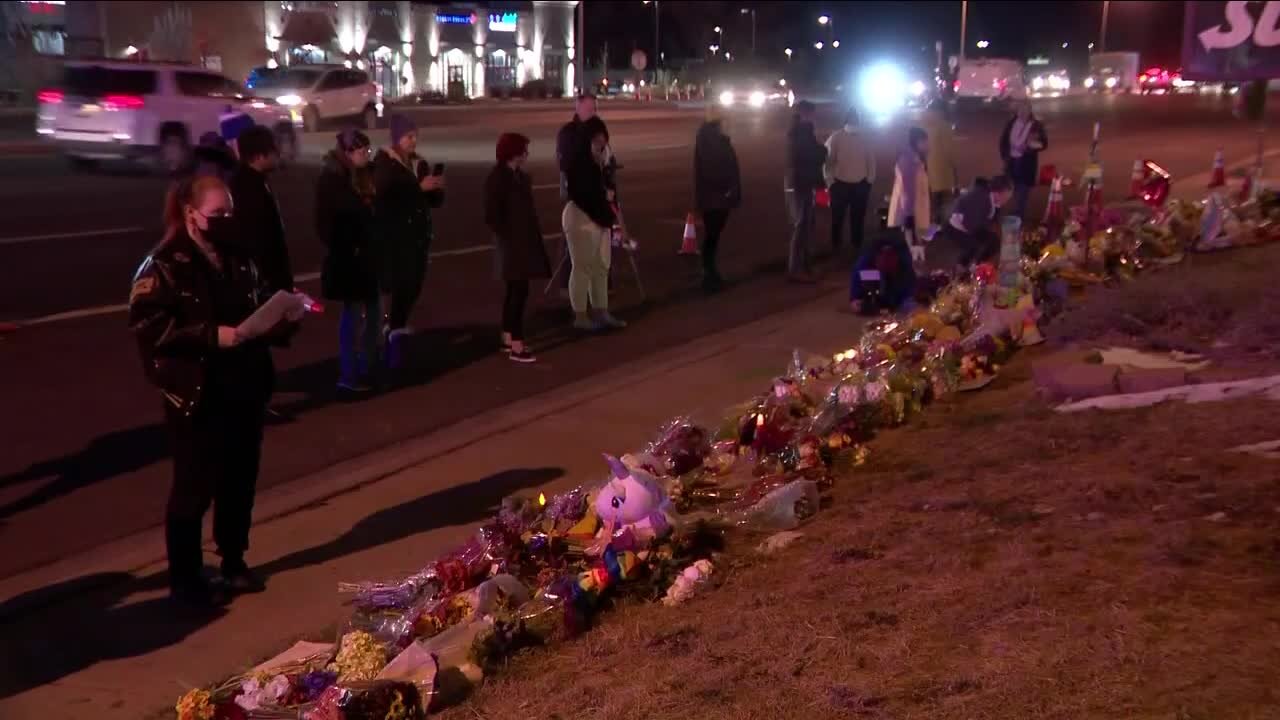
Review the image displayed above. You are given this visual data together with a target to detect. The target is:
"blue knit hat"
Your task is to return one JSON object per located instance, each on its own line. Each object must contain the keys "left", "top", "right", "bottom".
{"left": 388, "top": 113, "right": 416, "bottom": 147}
{"left": 219, "top": 111, "right": 255, "bottom": 142}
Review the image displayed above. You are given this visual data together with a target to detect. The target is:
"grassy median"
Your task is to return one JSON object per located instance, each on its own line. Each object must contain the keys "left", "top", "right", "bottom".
{"left": 438, "top": 243, "right": 1280, "bottom": 720}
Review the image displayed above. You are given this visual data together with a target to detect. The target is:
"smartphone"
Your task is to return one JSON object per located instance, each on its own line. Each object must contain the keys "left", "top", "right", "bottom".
{"left": 431, "top": 162, "right": 446, "bottom": 176}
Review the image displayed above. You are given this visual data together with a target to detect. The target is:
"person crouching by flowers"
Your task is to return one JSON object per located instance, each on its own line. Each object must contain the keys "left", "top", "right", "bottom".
{"left": 318, "top": 129, "right": 381, "bottom": 392}
{"left": 484, "top": 132, "right": 551, "bottom": 363}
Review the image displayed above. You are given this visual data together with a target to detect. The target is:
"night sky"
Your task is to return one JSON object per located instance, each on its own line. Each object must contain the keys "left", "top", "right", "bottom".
{"left": 582, "top": 1, "right": 1188, "bottom": 71}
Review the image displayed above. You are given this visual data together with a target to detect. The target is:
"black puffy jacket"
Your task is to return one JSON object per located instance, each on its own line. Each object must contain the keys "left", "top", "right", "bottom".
{"left": 317, "top": 150, "right": 378, "bottom": 301}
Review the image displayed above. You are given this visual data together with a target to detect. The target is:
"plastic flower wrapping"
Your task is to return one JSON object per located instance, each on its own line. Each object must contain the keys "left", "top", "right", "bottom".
{"left": 174, "top": 177, "right": 1280, "bottom": 718}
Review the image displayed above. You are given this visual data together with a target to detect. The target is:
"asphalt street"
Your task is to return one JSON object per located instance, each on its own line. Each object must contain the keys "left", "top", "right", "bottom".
{"left": 0, "top": 93, "right": 1271, "bottom": 582}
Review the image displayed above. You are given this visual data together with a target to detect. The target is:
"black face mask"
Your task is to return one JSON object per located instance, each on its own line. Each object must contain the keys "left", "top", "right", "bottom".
{"left": 200, "top": 215, "right": 237, "bottom": 248}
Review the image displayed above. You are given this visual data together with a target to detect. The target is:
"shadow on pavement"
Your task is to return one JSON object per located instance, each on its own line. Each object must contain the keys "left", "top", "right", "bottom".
{"left": 0, "top": 466, "right": 560, "bottom": 699}
{"left": 0, "top": 425, "right": 169, "bottom": 522}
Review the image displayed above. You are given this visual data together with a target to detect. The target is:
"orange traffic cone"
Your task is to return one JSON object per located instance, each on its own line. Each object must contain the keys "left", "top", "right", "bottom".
{"left": 1128, "top": 159, "right": 1144, "bottom": 198}
{"left": 1043, "top": 176, "right": 1064, "bottom": 234}
{"left": 1208, "top": 148, "right": 1225, "bottom": 189}
{"left": 679, "top": 212, "right": 699, "bottom": 255}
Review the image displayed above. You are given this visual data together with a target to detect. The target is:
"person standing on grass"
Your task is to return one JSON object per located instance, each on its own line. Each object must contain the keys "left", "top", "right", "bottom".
{"left": 999, "top": 99, "right": 1048, "bottom": 220}
{"left": 920, "top": 99, "right": 959, "bottom": 224}
{"left": 693, "top": 104, "right": 742, "bottom": 293}
{"left": 824, "top": 107, "right": 876, "bottom": 255}
{"left": 318, "top": 129, "right": 381, "bottom": 392}
{"left": 373, "top": 114, "right": 445, "bottom": 369}
{"left": 563, "top": 119, "right": 625, "bottom": 331}
{"left": 228, "top": 125, "right": 293, "bottom": 295}
{"left": 888, "top": 126, "right": 931, "bottom": 263}
{"left": 784, "top": 100, "right": 827, "bottom": 283}
{"left": 485, "top": 132, "right": 551, "bottom": 363}
{"left": 130, "top": 175, "right": 296, "bottom": 607}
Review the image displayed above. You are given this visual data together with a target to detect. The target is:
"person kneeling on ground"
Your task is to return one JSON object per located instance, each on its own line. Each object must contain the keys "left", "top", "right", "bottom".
{"left": 849, "top": 227, "right": 916, "bottom": 315}
{"left": 941, "top": 175, "right": 1013, "bottom": 273}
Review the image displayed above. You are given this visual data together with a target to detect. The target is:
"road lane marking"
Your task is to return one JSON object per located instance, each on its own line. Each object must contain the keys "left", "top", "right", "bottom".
{"left": 638, "top": 143, "right": 689, "bottom": 151}
{"left": 0, "top": 226, "right": 146, "bottom": 247}
{"left": 8, "top": 236, "right": 564, "bottom": 328}
{"left": 532, "top": 183, "right": 560, "bottom": 191}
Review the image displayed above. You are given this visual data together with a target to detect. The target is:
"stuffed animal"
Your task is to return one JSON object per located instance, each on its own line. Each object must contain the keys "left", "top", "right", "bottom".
{"left": 587, "top": 455, "right": 674, "bottom": 554}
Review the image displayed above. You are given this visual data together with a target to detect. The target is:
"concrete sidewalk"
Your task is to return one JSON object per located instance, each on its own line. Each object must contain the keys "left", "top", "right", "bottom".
{"left": 0, "top": 285, "right": 859, "bottom": 720}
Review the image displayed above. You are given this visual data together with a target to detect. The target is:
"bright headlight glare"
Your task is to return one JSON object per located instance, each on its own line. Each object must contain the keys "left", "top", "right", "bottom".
{"left": 1083, "top": 77, "right": 1095, "bottom": 88}
{"left": 719, "top": 89, "right": 735, "bottom": 106}
{"left": 1032, "top": 77, "right": 1045, "bottom": 90}
{"left": 909, "top": 80, "right": 926, "bottom": 97}
{"left": 749, "top": 90, "right": 766, "bottom": 107}
{"left": 859, "top": 62, "right": 905, "bottom": 114}
{"left": 1104, "top": 76, "right": 1118, "bottom": 88}
{"left": 276, "top": 94, "right": 303, "bottom": 107}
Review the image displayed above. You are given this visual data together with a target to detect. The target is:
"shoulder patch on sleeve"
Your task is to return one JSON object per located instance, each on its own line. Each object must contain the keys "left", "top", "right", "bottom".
{"left": 130, "top": 276, "right": 156, "bottom": 303}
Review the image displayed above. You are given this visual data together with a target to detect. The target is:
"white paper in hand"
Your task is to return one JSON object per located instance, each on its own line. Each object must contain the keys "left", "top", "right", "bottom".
{"left": 236, "top": 290, "right": 306, "bottom": 341}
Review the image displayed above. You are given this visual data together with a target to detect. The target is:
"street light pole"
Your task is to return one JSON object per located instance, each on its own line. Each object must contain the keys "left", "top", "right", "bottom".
{"left": 577, "top": 0, "right": 585, "bottom": 93}
{"left": 1099, "top": 0, "right": 1110, "bottom": 53}
{"left": 960, "top": 0, "right": 968, "bottom": 60}
{"left": 741, "top": 8, "right": 756, "bottom": 56}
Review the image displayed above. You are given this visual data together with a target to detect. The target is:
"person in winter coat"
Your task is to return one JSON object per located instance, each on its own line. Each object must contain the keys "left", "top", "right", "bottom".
{"left": 920, "top": 100, "right": 959, "bottom": 223}
{"left": 129, "top": 175, "right": 295, "bottom": 607}
{"left": 824, "top": 107, "right": 876, "bottom": 254}
{"left": 318, "top": 129, "right": 380, "bottom": 392}
{"left": 228, "top": 125, "right": 293, "bottom": 295}
{"left": 373, "top": 114, "right": 445, "bottom": 368}
{"left": 998, "top": 100, "right": 1048, "bottom": 219}
{"left": 784, "top": 100, "right": 828, "bottom": 282}
{"left": 849, "top": 226, "right": 917, "bottom": 315}
{"left": 888, "top": 126, "right": 931, "bottom": 257}
{"left": 563, "top": 117, "right": 625, "bottom": 331}
{"left": 693, "top": 105, "right": 742, "bottom": 293}
{"left": 484, "top": 133, "right": 552, "bottom": 363}
{"left": 942, "top": 175, "right": 1013, "bottom": 271}
{"left": 184, "top": 132, "right": 238, "bottom": 183}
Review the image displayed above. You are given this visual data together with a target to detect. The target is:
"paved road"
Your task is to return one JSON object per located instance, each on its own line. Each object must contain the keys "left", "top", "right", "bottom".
{"left": 0, "top": 93, "right": 1271, "bottom": 582}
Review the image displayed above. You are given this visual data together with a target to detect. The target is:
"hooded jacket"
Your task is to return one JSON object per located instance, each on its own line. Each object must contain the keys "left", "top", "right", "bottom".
{"left": 317, "top": 150, "right": 378, "bottom": 301}
{"left": 693, "top": 120, "right": 742, "bottom": 211}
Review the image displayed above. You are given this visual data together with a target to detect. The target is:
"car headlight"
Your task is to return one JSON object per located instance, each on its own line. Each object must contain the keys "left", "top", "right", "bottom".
{"left": 276, "top": 94, "right": 303, "bottom": 107}
{"left": 719, "top": 89, "right": 735, "bottom": 106}
{"left": 1032, "top": 77, "right": 1045, "bottom": 90}
{"left": 749, "top": 90, "right": 766, "bottom": 107}
{"left": 909, "top": 80, "right": 926, "bottom": 97}
{"left": 1104, "top": 76, "right": 1118, "bottom": 89}
{"left": 1083, "top": 77, "right": 1095, "bottom": 88}
{"left": 858, "top": 62, "right": 906, "bottom": 115}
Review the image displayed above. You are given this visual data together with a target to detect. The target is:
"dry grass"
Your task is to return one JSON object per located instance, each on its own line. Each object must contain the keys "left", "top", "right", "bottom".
{"left": 1048, "top": 243, "right": 1280, "bottom": 368}
{"left": 438, "top": 250, "right": 1280, "bottom": 720}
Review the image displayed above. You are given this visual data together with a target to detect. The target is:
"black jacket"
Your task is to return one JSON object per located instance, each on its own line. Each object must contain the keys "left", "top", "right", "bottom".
{"left": 565, "top": 144, "right": 616, "bottom": 229}
{"left": 228, "top": 164, "right": 294, "bottom": 293}
{"left": 785, "top": 119, "right": 827, "bottom": 192}
{"left": 317, "top": 150, "right": 379, "bottom": 301}
{"left": 998, "top": 117, "right": 1049, "bottom": 187}
{"left": 484, "top": 163, "right": 552, "bottom": 281}
{"left": 373, "top": 148, "right": 445, "bottom": 294}
{"left": 128, "top": 231, "right": 275, "bottom": 416}
{"left": 694, "top": 121, "right": 742, "bottom": 211}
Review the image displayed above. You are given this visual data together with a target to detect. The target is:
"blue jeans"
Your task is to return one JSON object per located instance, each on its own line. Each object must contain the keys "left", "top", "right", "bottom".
{"left": 339, "top": 296, "right": 381, "bottom": 384}
{"left": 1012, "top": 183, "right": 1031, "bottom": 220}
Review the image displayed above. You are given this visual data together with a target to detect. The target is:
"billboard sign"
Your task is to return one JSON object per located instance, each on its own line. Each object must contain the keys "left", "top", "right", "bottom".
{"left": 1183, "top": 1, "right": 1280, "bottom": 80}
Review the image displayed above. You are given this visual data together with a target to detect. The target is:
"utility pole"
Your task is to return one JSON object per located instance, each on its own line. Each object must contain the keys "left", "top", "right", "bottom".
{"left": 576, "top": 0, "right": 585, "bottom": 94}
{"left": 1099, "top": 0, "right": 1110, "bottom": 53}
{"left": 959, "top": 0, "right": 968, "bottom": 59}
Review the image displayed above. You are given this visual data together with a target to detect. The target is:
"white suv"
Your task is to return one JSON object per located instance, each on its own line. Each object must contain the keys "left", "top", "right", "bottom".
{"left": 36, "top": 60, "right": 300, "bottom": 171}
{"left": 255, "top": 65, "right": 379, "bottom": 133}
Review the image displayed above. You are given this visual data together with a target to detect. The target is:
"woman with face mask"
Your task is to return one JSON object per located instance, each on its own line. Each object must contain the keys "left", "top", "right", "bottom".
{"left": 319, "top": 129, "right": 380, "bottom": 392}
{"left": 129, "top": 175, "right": 291, "bottom": 607}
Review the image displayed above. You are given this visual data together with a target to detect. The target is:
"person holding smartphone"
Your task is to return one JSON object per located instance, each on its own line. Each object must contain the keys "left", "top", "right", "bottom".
{"left": 129, "top": 175, "right": 296, "bottom": 606}
{"left": 373, "top": 114, "right": 445, "bottom": 369}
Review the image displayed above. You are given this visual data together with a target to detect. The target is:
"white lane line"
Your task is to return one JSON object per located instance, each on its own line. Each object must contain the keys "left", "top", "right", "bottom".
{"left": 532, "top": 183, "right": 560, "bottom": 191}
{"left": 0, "top": 226, "right": 146, "bottom": 247}
{"left": 638, "top": 143, "right": 689, "bottom": 151}
{"left": 9, "top": 235, "right": 563, "bottom": 328}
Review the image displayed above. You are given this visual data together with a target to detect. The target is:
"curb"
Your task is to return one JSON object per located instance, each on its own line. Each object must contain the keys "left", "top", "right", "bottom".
{"left": 0, "top": 285, "right": 845, "bottom": 617}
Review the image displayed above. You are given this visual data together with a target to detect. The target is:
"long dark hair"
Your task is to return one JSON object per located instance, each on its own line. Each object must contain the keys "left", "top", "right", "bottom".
{"left": 334, "top": 129, "right": 375, "bottom": 201}
{"left": 907, "top": 126, "right": 928, "bottom": 162}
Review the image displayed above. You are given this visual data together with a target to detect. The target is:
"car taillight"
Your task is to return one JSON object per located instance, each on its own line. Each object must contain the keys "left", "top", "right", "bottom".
{"left": 103, "top": 94, "right": 145, "bottom": 110}
{"left": 37, "top": 88, "right": 63, "bottom": 104}
{"left": 952, "top": 80, "right": 960, "bottom": 92}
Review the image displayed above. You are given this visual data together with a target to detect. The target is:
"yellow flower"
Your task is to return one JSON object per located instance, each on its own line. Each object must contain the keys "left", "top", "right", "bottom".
{"left": 175, "top": 689, "right": 214, "bottom": 720}
{"left": 334, "top": 630, "right": 387, "bottom": 682}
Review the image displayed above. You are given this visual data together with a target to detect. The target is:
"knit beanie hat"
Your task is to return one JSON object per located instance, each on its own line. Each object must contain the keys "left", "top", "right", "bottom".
{"left": 388, "top": 114, "right": 417, "bottom": 147}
